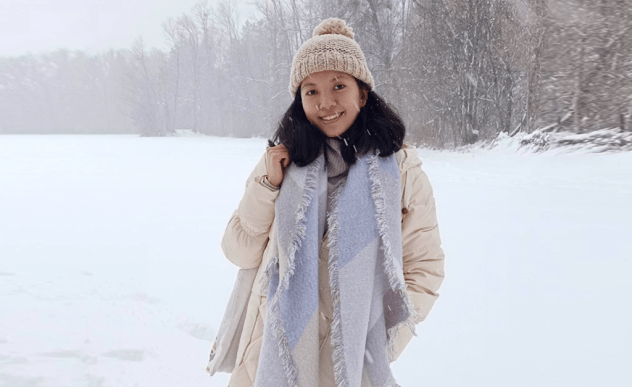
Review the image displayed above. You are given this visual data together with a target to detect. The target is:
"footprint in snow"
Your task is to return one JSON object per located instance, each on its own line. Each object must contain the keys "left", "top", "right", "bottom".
{"left": 132, "top": 293, "right": 161, "bottom": 304}
{"left": 178, "top": 321, "right": 216, "bottom": 341}
{"left": 102, "top": 349, "right": 145, "bottom": 362}
{"left": 0, "top": 374, "right": 45, "bottom": 386}
{"left": 40, "top": 350, "right": 83, "bottom": 359}
{"left": 0, "top": 355, "right": 28, "bottom": 365}
{"left": 39, "top": 350, "right": 98, "bottom": 364}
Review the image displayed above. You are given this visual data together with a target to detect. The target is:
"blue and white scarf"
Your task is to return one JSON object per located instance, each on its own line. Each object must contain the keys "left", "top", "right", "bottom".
{"left": 256, "top": 152, "right": 417, "bottom": 387}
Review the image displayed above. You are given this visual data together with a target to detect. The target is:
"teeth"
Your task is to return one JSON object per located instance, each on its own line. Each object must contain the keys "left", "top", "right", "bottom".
{"left": 322, "top": 113, "right": 340, "bottom": 121}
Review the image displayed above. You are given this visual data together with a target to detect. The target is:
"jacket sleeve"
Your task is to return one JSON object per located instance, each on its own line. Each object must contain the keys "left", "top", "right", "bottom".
{"left": 221, "top": 153, "right": 280, "bottom": 269}
{"left": 390, "top": 152, "right": 446, "bottom": 362}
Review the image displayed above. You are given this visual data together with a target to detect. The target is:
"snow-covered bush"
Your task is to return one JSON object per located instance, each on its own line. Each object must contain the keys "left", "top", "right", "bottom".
{"left": 554, "top": 128, "right": 632, "bottom": 152}
{"left": 520, "top": 130, "right": 550, "bottom": 151}
{"left": 515, "top": 127, "right": 632, "bottom": 153}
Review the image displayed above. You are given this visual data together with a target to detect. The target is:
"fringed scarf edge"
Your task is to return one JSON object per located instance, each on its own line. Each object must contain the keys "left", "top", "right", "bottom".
{"left": 261, "top": 153, "right": 418, "bottom": 387}
{"left": 261, "top": 157, "right": 322, "bottom": 387}
{"left": 367, "top": 154, "right": 421, "bottom": 362}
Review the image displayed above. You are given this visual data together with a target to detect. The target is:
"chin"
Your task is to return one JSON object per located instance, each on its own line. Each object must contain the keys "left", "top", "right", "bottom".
{"left": 320, "top": 126, "right": 348, "bottom": 138}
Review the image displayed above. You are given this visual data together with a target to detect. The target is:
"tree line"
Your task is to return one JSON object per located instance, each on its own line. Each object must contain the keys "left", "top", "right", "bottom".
{"left": 1, "top": 0, "right": 630, "bottom": 147}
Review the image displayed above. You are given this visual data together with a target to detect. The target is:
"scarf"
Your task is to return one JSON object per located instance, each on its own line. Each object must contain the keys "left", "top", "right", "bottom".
{"left": 255, "top": 152, "right": 418, "bottom": 387}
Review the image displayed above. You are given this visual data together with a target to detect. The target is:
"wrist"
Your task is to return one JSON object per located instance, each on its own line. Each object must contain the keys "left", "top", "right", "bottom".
{"left": 261, "top": 175, "right": 280, "bottom": 191}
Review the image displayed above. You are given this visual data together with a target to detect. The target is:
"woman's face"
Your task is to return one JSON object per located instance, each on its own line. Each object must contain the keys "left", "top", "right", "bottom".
{"left": 300, "top": 70, "right": 367, "bottom": 138}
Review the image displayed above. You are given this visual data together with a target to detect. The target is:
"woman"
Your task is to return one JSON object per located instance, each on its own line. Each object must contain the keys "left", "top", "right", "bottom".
{"left": 209, "top": 18, "right": 445, "bottom": 387}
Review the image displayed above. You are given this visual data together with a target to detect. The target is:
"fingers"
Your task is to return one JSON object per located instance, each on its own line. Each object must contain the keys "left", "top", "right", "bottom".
{"left": 266, "top": 143, "right": 287, "bottom": 154}
{"left": 267, "top": 145, "right": 289, "bottom": 164}
{"left": 265, "top": 144, "right": 291, "bottom": 187}
{"left": 280, "top": 155, "right": 290, "bottom": 170}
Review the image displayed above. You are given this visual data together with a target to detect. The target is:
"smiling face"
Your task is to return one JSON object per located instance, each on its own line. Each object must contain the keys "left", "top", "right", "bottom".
{"left": 300, "top": 70, "right": 367, "bottom": 138}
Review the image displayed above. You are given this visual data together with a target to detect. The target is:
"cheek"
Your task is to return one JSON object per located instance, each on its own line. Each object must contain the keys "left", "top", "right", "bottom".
{"left": 345, "top": 96, "right": 363, "bottom": 116}
{"left": 302, "top": 101, "right": 318, "bottom": 122}
{"left": 343, "top": 93, "right": 362, "bottom": 111}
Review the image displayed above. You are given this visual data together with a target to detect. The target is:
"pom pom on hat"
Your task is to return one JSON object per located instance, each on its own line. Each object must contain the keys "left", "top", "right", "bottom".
{"left": 289, "top": 18, "right": 374, "bottom": 97}
{"left": 312, "top": 18, "right": 355, "bottom": 40}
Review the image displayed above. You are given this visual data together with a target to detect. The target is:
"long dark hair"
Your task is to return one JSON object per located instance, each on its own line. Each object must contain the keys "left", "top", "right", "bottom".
{"left": 268, "top": 79, "right": 405, "bottom": 167}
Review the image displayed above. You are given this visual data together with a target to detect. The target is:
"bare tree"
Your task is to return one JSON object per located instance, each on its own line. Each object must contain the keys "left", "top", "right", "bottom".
{"left": 179, "top": 14, "right": 201, "bottom": 133}
{"left": 125, "top": 38, "right": 165, "bottom": 136}
{"left": 163, "top": 18, "right": 185, "bottom": 134}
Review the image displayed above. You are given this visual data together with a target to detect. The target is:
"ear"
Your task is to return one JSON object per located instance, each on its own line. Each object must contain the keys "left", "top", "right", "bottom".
{"left": 360, "top": 89, "right": 368, "bottom": 108}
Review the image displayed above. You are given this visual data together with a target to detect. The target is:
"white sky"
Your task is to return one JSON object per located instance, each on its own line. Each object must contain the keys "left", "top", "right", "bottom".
{"left": 0, "top": 0, "right": 256, "bottom": 57}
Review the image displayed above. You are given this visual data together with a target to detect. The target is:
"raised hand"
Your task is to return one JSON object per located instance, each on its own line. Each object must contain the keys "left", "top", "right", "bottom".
{"left": 265, "top": 144, "right": 290, "bottom": 187}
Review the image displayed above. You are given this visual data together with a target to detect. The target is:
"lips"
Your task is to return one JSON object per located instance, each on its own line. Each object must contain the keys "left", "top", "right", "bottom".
{"left": 320, "top": 112, "right": 344, "bottom": 122}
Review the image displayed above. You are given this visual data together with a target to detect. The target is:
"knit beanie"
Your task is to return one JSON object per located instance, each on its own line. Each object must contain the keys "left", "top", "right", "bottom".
{"left": 289, "top": 18, "right": 374, "bottom": 97}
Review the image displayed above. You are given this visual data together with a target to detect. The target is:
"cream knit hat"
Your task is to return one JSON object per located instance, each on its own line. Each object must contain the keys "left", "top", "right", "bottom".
{"left": 289, "top": 18, "right": 374, "bottom": 97}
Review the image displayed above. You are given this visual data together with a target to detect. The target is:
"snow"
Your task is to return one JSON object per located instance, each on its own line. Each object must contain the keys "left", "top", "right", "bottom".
{"left": 1, "top": 135, "right": 631, "bottom": 387}
{"left": 517, "top": 128, "right": 632, "bottom": 152}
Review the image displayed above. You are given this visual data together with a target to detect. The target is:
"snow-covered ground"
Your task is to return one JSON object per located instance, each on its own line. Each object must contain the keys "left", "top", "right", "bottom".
{"left": 1, "top": 135, "right": 630, "bottom": 387}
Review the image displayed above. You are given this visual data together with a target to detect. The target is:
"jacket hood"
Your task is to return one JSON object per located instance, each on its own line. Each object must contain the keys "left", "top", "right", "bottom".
{"left": 396, "top": 144, "right": 423, "bottom": 175}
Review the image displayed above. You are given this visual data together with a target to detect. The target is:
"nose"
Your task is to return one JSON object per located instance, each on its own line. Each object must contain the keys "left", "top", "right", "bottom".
{"left": 318, "top": 91, "right": 337, "bottom": 111}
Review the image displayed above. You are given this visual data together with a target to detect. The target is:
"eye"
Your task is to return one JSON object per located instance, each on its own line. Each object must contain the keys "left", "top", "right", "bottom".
{"left": 334, "top": 84, "right": 346, "bottom": 91}
{"left": 305, "top": 89, "right": 316, "bottom": 96}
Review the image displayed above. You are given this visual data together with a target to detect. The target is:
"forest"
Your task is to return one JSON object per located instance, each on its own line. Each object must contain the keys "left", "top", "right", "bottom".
{"left": 1, "top": 0, "right": 631, "bottom": 147}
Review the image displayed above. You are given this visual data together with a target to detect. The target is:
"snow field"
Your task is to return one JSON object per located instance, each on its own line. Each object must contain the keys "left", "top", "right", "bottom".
{"left": 1, "top": 135, "right": 631, "bottom": 386}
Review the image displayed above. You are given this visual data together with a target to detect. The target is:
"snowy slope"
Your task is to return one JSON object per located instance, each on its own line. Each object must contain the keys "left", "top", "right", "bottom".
{"left": 1, "top": 135, "right": 630, "bottom": 387}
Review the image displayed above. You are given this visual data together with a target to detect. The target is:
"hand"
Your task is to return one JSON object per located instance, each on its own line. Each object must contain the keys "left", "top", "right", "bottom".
{"left": 266, "top": 144, "right": 290, "bottom": 187}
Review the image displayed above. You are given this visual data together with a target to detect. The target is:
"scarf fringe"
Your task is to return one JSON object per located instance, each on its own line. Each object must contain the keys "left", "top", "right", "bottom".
{"left": 326, "top": 182, "right": 350, "bottom": 387}
{"left": 261, "top": 158, "right": 322, "bottom": 387}
{"left": 367, "top": 154, "right": 421, "bottom": 360}
{"left": 260, "top": 154, "right": 413, "bottom": 386}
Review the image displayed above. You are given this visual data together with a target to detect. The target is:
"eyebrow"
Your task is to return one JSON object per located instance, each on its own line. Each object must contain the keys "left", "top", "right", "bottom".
{"left": 302, "top": 75, "right": 351, "bottom": 89}
{"left": 330, "top": 75, "right": 351, "bottom": 82}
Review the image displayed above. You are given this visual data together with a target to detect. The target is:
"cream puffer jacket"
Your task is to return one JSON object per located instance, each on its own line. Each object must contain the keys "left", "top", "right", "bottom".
{"left": 222, "top": 145, "right": 445, "bottom": 387}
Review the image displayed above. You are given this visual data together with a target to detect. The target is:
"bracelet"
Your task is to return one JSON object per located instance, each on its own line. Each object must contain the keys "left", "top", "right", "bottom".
{"left": 261, "top": 176, "right": 280, "bottom": 191}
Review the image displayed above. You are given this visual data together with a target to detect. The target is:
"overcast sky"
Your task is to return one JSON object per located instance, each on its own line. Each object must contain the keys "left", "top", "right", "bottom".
{"left": 0, "top": 0, "right": 255, "bottom": 57}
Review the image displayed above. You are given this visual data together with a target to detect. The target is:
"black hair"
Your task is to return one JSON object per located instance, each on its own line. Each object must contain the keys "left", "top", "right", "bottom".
{"left": 268, "top": 79, "right": 405, "bottom": 167}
